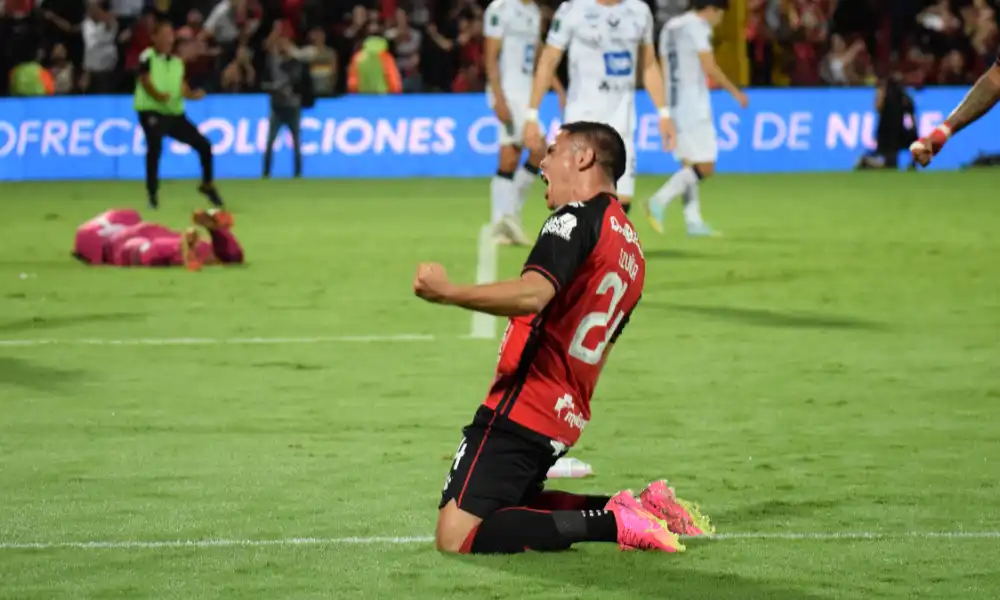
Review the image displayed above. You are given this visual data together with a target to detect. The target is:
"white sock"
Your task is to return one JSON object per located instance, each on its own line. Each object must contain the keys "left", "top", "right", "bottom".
{"left": 682, "top": 183, "right": 704, "bottom": 226}
{"left": 490, "top": 173, "right": 516, "bottom": 225}
{"left": 512, "top": 163, "right": 539, "bottom": 216}
{"left": 650, "top": 166, "right": 698, "bottom": 211}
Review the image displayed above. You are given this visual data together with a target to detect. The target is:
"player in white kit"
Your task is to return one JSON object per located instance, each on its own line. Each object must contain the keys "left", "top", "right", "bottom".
{"left": 522, "top": 0, "right": 676, "bottom": 213}
{"left": 484, "top": 0, "right": 566, "bottom": 246}
{"left": 645, "top": 0, "right": 747, "bottom": 237}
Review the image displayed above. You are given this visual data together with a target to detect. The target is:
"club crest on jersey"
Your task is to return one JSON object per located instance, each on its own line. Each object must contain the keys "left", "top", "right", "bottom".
{"left": 541, "top": 213, "right": 578, "bottom": 241}
{"left": 603, "top": 51, "right": 633, "bottom": 76}
{"left": 607, "top": 17, "right": 620, "bottom": 28}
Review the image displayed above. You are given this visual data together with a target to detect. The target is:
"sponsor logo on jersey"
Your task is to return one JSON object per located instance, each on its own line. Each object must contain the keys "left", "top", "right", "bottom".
{"left": 554, "top": 393, "right": 589, "bottom": 431}
{"left": 541, "top": 213, "right": 578, "bottom": 241}
{"left": 610, "top": 216, "right": 643, "bottom": 257}
{"left": 603, "top": 51, "right": 633, "bottom": 76}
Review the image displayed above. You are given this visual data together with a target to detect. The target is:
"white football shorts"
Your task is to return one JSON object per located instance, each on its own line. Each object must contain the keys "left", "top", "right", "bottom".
{"left": 673, "top": 118, "right": 719, "bottom": 164}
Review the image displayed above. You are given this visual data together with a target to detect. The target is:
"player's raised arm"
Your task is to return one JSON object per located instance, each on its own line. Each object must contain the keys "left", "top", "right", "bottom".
{"left": 911, "top": 61, "right": 1000, "bottom": 166}
{"left": 415, "top": 202, "right": 595, "bottom": 317}
{"left": 414, "top": 265, "right": 556, "bottom": 316}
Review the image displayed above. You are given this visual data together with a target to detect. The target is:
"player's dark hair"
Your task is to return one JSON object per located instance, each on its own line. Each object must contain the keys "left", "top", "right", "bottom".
{"left": 693, "top": 0, "right": 729, "bottom": 10}
{"left": 561, "top": 121, "right": 627, "bottom": 184}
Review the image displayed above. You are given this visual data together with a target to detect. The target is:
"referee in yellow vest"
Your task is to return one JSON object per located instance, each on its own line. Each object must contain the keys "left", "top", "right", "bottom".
{"left": 135, "top": 19, "right": 224, "bottom": 209}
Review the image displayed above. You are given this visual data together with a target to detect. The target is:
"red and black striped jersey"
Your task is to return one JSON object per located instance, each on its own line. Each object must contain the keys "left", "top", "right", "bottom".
{"left": 482, "top": 193, "right": 646, "bottom": 449}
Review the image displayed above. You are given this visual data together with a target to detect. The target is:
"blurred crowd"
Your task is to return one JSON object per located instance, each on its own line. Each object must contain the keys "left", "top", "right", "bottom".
{"left": 746, "top": 0, "right": 999, "bottom": 87}
{"left": 1, "top": 0, "right": 999, "bottom": 97}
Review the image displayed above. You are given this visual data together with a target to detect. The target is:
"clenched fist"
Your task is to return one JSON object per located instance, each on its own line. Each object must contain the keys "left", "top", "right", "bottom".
{"left": 414, "top": 262, "right": 451, "bottom": 303}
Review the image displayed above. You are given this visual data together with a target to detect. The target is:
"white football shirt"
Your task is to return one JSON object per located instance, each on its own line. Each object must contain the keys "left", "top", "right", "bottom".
{"left": 660, "top": 11, "right": 714, "bottom": 123}
{"left": 546, "top": 0, "right": 654, "bottom": 134}
{"left": 484, "top": 0, "right": 542, "bottom": 107}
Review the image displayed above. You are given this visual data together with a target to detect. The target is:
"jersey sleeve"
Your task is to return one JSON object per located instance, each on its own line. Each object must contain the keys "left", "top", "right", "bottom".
{"left": 694, "top": 21, "right": 713, "bottom": 53}
{"left": 137, "top": 48, "right": 153, "bottom": 74}
{"left": 522, "top": 207, "right": 595, "bottom": 292}
{"left": 546, "top": 1, "right": 575, "bottom": 50}
{"left": 640, "top": 5, "right": 654, "bottom": 45}
{"left": 609, "top": 296, "right": 639, "bottom": 344}
{"left": 484, "top": 1, "right": 505, "bottom": 40}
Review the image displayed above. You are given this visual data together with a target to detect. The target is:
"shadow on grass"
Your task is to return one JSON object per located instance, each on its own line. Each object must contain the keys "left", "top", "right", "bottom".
{"left": 646, "top": 270, "right": 806, "bottom": 293}
{"left": 643, "top": 248, "right": 718, "bottom": 261}
{"left": 0, "top": 357, "right": 84, "bottom": 391}
{"left": 457, "top": 548, "right": 824, "bottom": 600}
{"left": 711, "top": 499, "right": 842, "bottom": 529}
{"left": 652, "top": 303, "right": 887, "bottom": 332}
{"left": 0, "top": 312, "right": 145, "bottom": 334}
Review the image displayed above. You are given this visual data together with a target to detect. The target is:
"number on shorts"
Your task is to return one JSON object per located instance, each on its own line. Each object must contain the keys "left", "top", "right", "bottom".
{"left": 568, "top": 272, "right": 628, "bottom": 365}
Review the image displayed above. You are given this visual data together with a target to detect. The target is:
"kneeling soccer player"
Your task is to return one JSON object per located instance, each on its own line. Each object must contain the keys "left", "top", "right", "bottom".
{"left": 414, "top": 121, "right": 712, "bottom": 555}
{"left": 73, "top": 208, "right": 244, "bottom": 270}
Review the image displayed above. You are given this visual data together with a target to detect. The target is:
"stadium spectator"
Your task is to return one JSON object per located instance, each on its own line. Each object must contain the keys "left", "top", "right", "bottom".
{"left": 4, "top": 0, "right": 1000, "bottom": 98}
{"left": 46, "top": 42, "right": 75, "bottom": 94}
{"left": 935, "top": 48, "right": 974, "bottom": 85}
{"left": 81, "top": 1, "right": 120, "bottom": 94}
{"left": 302, "top": 25, "right": 337, "bottom": 96}
{"left": 121, "top": 9, "right": 157, "bottom": 90}
{"left": 9, "top": 50, "right": 52, "bottom": 96}
{"left": 451, "top": 61, "right": 483, "bottom": 92}
{"left": 177, "top": 9, "right": 219, "bottom": 90}
{"left": 386, "top": 8, "right": 421, "bottom": 92}
{"left": 346, "top": 33, "right": 402, "bottom": 94}
{"left": 262, "top": 20, "right": 309, "bottom": 178}
{"left": 220, "top": 43, "right": 256, "bottom": 91}
{"left": 819, "top": 34, "right": 867, "bottom": 86}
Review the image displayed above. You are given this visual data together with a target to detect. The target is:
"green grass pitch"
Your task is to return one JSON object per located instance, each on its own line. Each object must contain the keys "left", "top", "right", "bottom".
{"left": 0, "top": 172, "right": 998, "bottom": 599}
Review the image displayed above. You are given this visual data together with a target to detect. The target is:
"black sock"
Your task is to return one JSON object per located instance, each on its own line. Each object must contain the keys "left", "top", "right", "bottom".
{"left": 522, "top": 161, "right": 540, "bottom": 175}
{"left": 468, "top": 507, "right": 617, "bottom": 555}
{"left": 527, "top": 490, "right": 611, "bottom": 511}
{"left": 198, "top": 183, "right": 224, "bottom": 208}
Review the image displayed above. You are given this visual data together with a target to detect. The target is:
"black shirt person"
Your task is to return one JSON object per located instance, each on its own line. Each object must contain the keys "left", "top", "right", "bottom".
{"left": 262, "top": 22, "right": 309, "bottom": 178}
{"left": 135, "top": 19, "right": 224, "bottom": 209}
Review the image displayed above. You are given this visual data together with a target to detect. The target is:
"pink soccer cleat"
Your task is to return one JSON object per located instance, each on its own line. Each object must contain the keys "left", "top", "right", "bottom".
{"left": 605, "top": 490, "right": 685, "bottom": 553}
{"left": 639, "top": 480, "right": 715, "bottom": 537}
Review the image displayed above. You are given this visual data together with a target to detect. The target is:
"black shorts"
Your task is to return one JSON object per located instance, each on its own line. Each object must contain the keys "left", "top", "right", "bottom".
{"left": 137, "top": 111, "right": 207, "bottom": 150}
{"left": 439, "top": 406, "right": 565, "bottom": 519}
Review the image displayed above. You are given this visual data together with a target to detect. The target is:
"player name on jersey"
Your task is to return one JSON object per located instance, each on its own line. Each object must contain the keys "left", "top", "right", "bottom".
{"left": 482, "top": 194, "right": 645, "bottom": 449}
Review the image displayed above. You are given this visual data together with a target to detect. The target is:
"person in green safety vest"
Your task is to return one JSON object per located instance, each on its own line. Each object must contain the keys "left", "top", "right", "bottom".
{"left": 135, "top": 19, "right": 225, "bottom": 210}
{"left": 346, "top": 36, "right": 403, "bottom": 94}
{"left": 9, "top": 60, "right": 53, "bottom": 96}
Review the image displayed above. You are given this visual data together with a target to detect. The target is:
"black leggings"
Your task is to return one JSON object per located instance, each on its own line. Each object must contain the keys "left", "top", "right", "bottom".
{"left": 138, "top": 111, "right": 213, "bottom": 195}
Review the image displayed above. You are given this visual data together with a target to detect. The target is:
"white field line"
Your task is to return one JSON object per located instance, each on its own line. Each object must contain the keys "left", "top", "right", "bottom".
{"left": 469, "top": 223, "right": 498, "bottom": 340}
{"left": 2, "top": 531, "right": 999, "bottom": 551}
{"left": 0, "top": 335, "right": 435, "bottom": 347}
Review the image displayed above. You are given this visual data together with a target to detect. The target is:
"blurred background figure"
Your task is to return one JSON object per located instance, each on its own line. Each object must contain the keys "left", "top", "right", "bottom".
{"left": 303, "top": 25, "right": 338, "bottom": 97}
{"left": 262, "top": 20, "right": 309, "bottom": 178}
{"left": 857, "top": 74, "right": 918, "bottom": 170}
{"left": 346, "top": 33, "right": 402, "bottom": 94}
